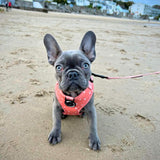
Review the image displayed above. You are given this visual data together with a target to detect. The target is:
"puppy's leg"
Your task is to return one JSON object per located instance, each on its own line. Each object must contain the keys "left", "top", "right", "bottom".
{"left": 86, "top": 100, "right": 101, "bottom": 150}
{"left": 48, "top": 101, "right": 62, "bottom": 145}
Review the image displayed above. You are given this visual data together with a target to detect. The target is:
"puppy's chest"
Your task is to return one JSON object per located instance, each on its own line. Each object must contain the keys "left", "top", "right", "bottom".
{"left": 55, "top": 81, "right": 94, "bottom": 115}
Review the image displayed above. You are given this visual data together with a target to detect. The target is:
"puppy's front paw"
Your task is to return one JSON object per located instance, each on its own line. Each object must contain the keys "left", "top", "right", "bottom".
{"left": 48, "top": 130, "right": 61, "bottom": 145}
{"left": 89, "top": 136, "right": 101, "bottom": 151}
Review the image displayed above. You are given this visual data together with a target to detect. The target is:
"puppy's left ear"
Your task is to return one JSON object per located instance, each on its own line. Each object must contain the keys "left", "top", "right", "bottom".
{"left": 79, "top": 31, "right": 96, "bottom": 63}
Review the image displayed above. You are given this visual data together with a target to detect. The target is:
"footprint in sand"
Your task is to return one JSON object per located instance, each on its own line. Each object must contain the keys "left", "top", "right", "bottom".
{"left": 26, "top": 64, "right": 37, "bottom": 71}
{"left": 113, "top": 40, "right": 123, "bottom": 43}
{"left": 96, "top": 103, "right": 127, "bottom": 116}
{"left": 131, "top": 114, "right": 155, "bottom": 132}
{"left": 10, "top": 48, "right": 28, "bottom": 55}
{"left": 97, "top": 105, "right": 115, "bottom": 116}
{"left": 107, "top": 68, "right": 119, "bottom": 73}
{"left": 25, "top": 34, "right": 31, "bottom": 37}
{"left": 135, "top": 63, "right": 140, "bottom": 66}
{"left": 34, "top": 90, "right": 54, "bottom": 97}
{"left": 5, "top": 58, "right": 32, "bottom": 69}
{"left": 107, "top": 135, "right": 135, "bottom": 153}
{"left": 120, "top": 49, "right": 127, "bottom": 54}
{"left": 107, "top": 144, "right": 124, "bottom": 152}
{"left": 121, "top": 57, "right": 130, "bottom": 61}
{"left": 10, "top": 94, "right": 28, "bottom": 104}
{"left": 30, "top": 79, "right": 40, "bottom": 85}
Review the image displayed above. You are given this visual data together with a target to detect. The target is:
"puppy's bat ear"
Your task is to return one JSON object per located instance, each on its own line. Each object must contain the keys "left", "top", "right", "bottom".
{"left": 79, "top": 31, "right": 96, "bottom": 63}
{"left": 44, "top": 34, "right": 62, "bottom": 66}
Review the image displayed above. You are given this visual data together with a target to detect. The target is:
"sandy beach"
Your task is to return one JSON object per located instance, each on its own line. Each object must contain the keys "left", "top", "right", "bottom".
{"left": 0, "top": 9, "right": 160, "bottom": 160}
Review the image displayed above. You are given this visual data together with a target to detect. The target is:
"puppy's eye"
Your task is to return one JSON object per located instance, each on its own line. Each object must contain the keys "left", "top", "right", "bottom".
{"left": 83, "top": 63, "right": 89, "bottom": 69}
{"left": 56, "top": 65, "right": 62, "bottom": 71}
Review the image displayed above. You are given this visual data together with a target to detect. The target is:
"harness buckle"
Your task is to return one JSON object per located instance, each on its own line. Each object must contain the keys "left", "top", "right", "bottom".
{"left": 65, "top": 96, "right": 76, "bottom": 107}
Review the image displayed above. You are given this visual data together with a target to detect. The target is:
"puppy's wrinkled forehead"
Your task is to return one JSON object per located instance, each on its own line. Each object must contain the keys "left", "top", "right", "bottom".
{"left": 55, "top": 50, "right": 90, "bottom": 67}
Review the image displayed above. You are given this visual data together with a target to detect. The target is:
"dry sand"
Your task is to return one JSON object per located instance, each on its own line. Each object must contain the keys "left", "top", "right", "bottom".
{"left": 0, "top": 9, "right": 160, "bottom": 160}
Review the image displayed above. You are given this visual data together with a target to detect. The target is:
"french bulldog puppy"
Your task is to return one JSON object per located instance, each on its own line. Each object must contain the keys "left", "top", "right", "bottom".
{"left": 44, "top": 31, "right": 100, "bottom": 151}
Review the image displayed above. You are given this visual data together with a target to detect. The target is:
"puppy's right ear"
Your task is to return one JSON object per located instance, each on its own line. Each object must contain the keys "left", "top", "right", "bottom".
{"left": 44, "top": 34, "right": 62, "bottom": 66}
{"left": 79, "top": 31, "right": 96, "bottom": 63}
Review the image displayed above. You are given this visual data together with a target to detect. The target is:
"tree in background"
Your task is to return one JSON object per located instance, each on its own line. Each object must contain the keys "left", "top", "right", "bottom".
{"left": 154, "top": 14, "right": 160, "bottom": 20}
{"left": 152, "top": 5, "right": 160, "bottom": 9}
{"left": 53, "top": 0, "right": 68, "bottom": 5}
{"left": 113, "top": 0, "right": 134, "bottom": 10}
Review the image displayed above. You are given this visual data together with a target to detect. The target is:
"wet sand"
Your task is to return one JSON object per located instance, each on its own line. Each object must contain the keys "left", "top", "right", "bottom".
{"left": 0, "top": 9, "right": 160, "bottom": 160}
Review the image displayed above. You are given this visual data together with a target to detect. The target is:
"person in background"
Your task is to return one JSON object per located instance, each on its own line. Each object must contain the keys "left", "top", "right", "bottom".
{"left": 5, "top": 1, "right": 8, "bottom": 11}
{"left": 8, "top": 1, "right": 12, "bottom": 10}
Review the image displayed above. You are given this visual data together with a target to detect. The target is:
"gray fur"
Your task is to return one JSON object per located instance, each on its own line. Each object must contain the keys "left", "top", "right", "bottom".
{"left": 44, "top": 31, "right": 100, "bottom": 150}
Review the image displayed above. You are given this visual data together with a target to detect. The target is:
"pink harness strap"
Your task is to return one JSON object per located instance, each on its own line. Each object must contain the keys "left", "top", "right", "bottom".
{"left": 55, "top": 81, "right": 94, "bottom": 115}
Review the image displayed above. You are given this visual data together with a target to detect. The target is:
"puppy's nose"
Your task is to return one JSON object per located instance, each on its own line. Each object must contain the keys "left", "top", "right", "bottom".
{"left": 67, "top": 71, "right": 79, "bottom": 80}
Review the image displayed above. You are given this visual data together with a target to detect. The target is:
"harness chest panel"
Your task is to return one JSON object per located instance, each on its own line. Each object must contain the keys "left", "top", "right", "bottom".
{"left": 55, "top": 81, "right": 94, "bottom": 115}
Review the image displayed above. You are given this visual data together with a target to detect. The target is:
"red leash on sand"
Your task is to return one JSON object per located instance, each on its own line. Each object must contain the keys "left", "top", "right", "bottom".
{"left": 92, "top": 71, "right": 160, "bottom": 80}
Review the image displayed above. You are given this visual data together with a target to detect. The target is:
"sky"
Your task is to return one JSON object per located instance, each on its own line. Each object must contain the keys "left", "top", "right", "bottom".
{"left": 133, "top": 0, "right": 160, "bottom": 6}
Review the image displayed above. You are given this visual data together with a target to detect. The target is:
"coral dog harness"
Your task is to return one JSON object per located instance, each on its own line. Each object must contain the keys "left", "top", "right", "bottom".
{"left": 55, "top": 78, "right": 94, "bottom": 115}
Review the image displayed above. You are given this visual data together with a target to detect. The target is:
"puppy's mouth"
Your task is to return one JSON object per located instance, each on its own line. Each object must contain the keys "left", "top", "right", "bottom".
{"left": 64, "top": 82, "right": 83, "bottom": 96}
{"left": 60, "top": 80, "right": 88, "bottom": 97}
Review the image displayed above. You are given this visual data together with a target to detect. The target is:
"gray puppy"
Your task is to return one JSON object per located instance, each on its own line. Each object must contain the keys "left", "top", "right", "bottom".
{"left": 44, "top": 31, "right": 101, "bottom": 151}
